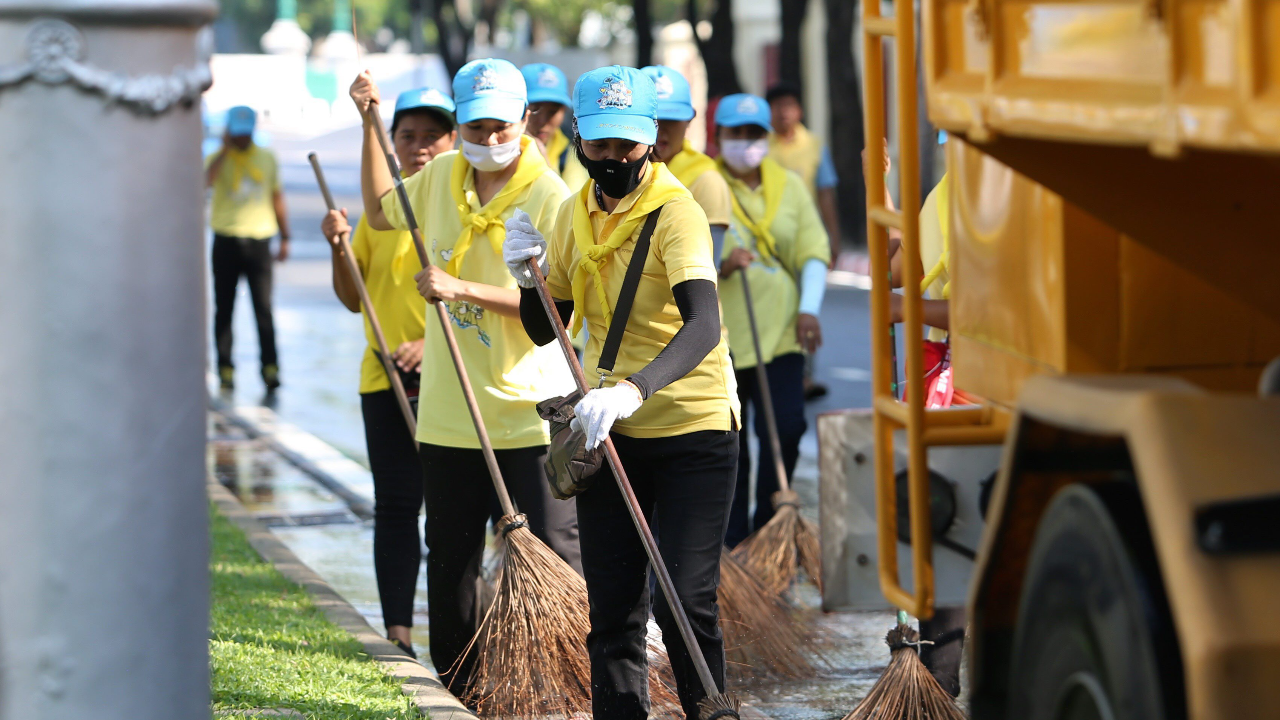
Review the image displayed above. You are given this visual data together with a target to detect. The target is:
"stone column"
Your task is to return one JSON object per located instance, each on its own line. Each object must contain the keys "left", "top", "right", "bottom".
{"left": 0, "top": 3, "right": 215, "bottom": 718}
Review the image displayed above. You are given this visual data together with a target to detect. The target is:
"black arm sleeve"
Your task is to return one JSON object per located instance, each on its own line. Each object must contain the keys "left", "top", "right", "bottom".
{"left": 519, "top": 286, "right": 574, "bottom": 346}
{"left": 626, "top": 279, "right": 721, "bottom": 400}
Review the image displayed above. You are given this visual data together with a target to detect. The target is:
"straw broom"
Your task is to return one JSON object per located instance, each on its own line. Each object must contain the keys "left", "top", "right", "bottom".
{"left": 527, "top": 261, "right": 743, "bottom": 720}
{"left": 718, "top": 548, "right": 822, "bottom": 683}
{"left": 730, "top": 270, "right": 823, "bottom": 596}
{"left": 841, "top": 614, "right": 965, "bottom": 720}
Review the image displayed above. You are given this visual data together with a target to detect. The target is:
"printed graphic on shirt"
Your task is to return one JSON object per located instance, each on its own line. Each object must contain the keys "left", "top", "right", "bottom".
{"left": 431, "top": 239, "right": 490, "bottom": 347}
{"left": 598, "top": 77, "right": 633, "bottom": 109}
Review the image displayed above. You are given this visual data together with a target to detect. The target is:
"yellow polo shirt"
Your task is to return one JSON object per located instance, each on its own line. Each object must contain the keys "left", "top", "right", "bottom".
{"left": 545, "top": 168, "right": 740, "bottom": 438}
{"left": 207, "top": 145, "right": 281, "bottom": 239}
{"left": 547, "top": 128, "right": 590, "bottom": 193}
{"left": 381, "top": 149, "right": 575, "bottom": 449}
{"left": 720, "top": 166, "right": 830, "bottom": 369}
{"left": 349, "top": 215, "right": 426, "bottom": 394}
{"left": 768, "top": 124, "right": 823, "bottom": 198}
{"left": 683, "top": 169, "right": 732, "bottom": 227}
{"left": 918, "top": 174, "right": 950, "bottom": 342}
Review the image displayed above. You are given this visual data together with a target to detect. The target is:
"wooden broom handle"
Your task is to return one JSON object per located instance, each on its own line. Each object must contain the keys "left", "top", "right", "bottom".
{"left": 737, "top": 270, "right": 792, "bottom": 495}
{"left": 527, "top": 260, "right": 722, "bottom": 698}
{"left": 308, "top": 153, "right": 418, "bottom": 445}
{"left": 362, "top": 101, "right": 518, "bottom": 519}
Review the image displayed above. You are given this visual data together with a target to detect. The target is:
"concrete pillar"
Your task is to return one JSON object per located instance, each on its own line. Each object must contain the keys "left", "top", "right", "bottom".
{"left": 0, "top": 4, "right": 214, "bottom": 719}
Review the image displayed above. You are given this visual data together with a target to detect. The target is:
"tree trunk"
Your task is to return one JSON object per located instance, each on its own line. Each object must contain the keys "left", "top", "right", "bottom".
{"left": 826, "top": 0, "right": 866, "bottom": 246}
{"left": 433, "top": 0, "right": 473, "bottom": 79}
{"left": 477, "top": 0, "right": 501, "bottom": 45}
{"left": 686, "top": 0, "right": 742, "bottom": 98}
{"left": 635, "top": 0, "right": 653, "bottom": 68}
{"left": 779, "top": 0, "right": 809, "bottom": 94}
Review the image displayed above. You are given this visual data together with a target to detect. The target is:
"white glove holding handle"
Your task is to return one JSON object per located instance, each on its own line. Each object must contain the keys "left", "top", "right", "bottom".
{"left": 503, "top": 208, "right": 547, "bottom": 289}
{"left": 572, "top": 381, "right": 644, "bottom": 450}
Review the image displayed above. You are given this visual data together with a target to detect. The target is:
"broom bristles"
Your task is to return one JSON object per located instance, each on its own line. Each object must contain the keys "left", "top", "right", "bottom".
{"left": 459, "top": 516, "right": 682, "bottom": 718}
{"left": 841, "top": 624, "right": 966, "bottom": 720}
{"left": 697, "top": 691, "right": 743, "bottom": 720}
{"left": 717, "top": 548, "right": 825, "bottom": 683}
{"left": 732, "top": 492, "right": 824, "bottom": 596}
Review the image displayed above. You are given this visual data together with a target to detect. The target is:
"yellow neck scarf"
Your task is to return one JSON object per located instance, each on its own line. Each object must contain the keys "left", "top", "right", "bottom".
{"left": 665, "top": 140, "right": 717, "bottom": 187}
{"left": 546, "top": 128, "right": 571, "bottom": 175}
{"left": 921, "top": 173, "right": 951, "bottom": 299}
{"left": 447, "top": 135, "right": 549, "bottom": 277}
{"left": 226, "top": 145, "right": 264, "bottom": 190}
{"left": 720, "top": 156, "right": 786, "bottom": 264}
{"left": 570, "top": 162, "right": 688, "bottom": 335}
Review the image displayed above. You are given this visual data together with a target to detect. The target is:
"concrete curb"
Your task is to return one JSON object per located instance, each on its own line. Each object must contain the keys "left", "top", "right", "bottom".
{"left": 209, "top": 478, "right": 477, "bottom": 720}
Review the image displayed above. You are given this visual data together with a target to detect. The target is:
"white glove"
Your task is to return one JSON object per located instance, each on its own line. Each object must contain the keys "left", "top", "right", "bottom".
{"left": 571, "top": 380, "right": 644, "bottom": 450}
{"left": 503, "top": 208, "right": 547, "bottom": 289}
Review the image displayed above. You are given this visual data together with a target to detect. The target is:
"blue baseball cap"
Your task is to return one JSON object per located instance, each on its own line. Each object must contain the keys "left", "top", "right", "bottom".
{"left": 641, "top": 65, "right": 694, "bottom": 122}
{"left": 714, "top": 93, "right": 772, "bottom": 133}
{"left": 452, "top": 58, "right": 527, "bottom": 125}
{"left": 572, "top": 65, "right": 657, "bottom": 145}
{"left": 394, "top": 87, "right": 456, "bottom": 127}
{"left": 226, "top": 105, "right": 256, "bottom": 137}
{"left": 521, "top": 63, "right": 572, "bottom": 107}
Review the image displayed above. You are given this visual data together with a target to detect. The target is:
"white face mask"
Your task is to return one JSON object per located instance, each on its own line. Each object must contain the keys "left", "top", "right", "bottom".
{"left": 720, "top": 138, "right": 769, "bottom": 173}
{"left": 461, "top": 137, "right": 522, "bottom": 171}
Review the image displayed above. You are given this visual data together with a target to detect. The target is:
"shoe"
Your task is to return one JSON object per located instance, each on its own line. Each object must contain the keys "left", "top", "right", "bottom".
{"left": 262, "top": 364, "right": 280, "bottom": 391}
{"left": 218, "top": 366, "right": 235, "bottom": 390}
{"left": 390, "top": 637, "right": 417, "bottom": 659}
{"left": 804, "top": 377, "right": 829, "bottom": 401}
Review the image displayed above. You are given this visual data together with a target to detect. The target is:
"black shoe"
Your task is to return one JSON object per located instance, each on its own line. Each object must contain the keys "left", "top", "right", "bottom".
{"left": 804, "top": 378, "right": 829, "bottom": 401}
{"left": 262, "top": 364, "right": 280, "bottom": 391}
{"left": 390, "top": 637, "right": 417, "bottom": 659}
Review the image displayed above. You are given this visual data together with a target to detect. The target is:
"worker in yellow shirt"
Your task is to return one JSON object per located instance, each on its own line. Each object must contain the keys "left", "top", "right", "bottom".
{"left": 766, "top": 84, "right": 839, "bottom": 402}
{"left": 205, "top": 105, "right": 290, "bottom": 392}
{"left": 713, "top": 93, "right": 831, "bottom": 548}
{"left": 640, "top": 64, "right": 732, "bottom": 259}
{"left": 521, "top": 63, "right": 589, "bottom": 192}
{"left": 319, "top": 86, "right": 458, "bottom": 660}
{"left": 505, "top": 66, "right": 740, "bottom": 720}
{"left": 350, "top": 59, "right": 579, "bottom": 693}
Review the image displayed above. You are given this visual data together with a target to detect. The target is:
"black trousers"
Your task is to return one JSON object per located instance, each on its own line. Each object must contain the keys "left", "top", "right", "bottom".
{"left": 919, "top": 605, "right": 966, "bottom": 697}
{"left": 576, "top": 429, "right": 739, "bottom": 720}
{"left": 725, "top": 352, "right": 808, "bottom": 547}
{"left": 361, "top": 391, "right": 425, "bottom": 629}
{"left": 212, "top": 233, "right": 277, "bottom": 371}
{"left": 419, "top": 442, "right": 582, "bottom": 692}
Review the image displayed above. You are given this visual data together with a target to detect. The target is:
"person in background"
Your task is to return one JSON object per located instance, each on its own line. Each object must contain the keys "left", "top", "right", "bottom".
{"left": 641, "top": 64, "right": 732, "bottom": 260}
{"left": 506, "top": 66, "right": 740, "bottom": 720}
{"left": 205, "top": 105, "right": 290, "bottom": 392}
{"left": 318, "top": 87, "right": 458, "bottom": 660}
{"left": 765, "top": 83, "right": 837, "bottom": 401}
{"left": 351, "top": 58, "right": 581, "bottom": 695}
{"left": 521, "top": 62, "right": 589, "bottom": 192}
{"left": 713, "top": 93, "right": 830, "bottom": 548}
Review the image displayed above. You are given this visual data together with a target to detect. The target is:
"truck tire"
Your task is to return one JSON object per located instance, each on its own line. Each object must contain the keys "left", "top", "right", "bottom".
{"left": 1007, "top": 482, "right": 1183, "bottom": 720}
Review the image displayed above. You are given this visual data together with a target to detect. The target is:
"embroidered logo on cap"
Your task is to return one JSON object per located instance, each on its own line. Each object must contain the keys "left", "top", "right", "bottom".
{"left": 537, "top": 68, "right": 559, "bottom": 88}
{"left": 653, "top": 74, "right": 674, "bottom": 100}
{"left": 472, "top": 67, "right": 498, "bottom": 93}
{"left": 597, "top": 76, "right": 633, "bottom": 110}
{"left": 736, "top": 96, "right": 760, "bottom": 115}
{"left": 419, "top": 89, "right": 448, "bottom": 105}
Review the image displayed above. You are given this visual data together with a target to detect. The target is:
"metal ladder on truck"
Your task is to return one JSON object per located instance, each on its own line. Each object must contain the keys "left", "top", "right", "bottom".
{"left": 860, "top": 0, "right": 1009, "bottom": 620}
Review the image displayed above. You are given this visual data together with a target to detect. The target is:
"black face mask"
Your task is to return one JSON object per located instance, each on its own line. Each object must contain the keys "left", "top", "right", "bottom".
{"left": 576, "top": 143, "right": 648, "bottom": 200}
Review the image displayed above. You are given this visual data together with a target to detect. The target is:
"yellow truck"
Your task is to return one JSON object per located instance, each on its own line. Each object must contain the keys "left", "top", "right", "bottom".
{"left": 859, "top": 0, "right": 1280, "bottom": 717}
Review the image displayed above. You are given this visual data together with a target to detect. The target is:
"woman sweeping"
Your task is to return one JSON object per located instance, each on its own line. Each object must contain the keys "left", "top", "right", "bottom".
{"left": 712, "top": 93, "right": 830, "bottom": 549}
{"left": 504, "top": 65, "right": 741, "bottom": 720}
{"left": 640, "top": 64, "right": 732, "bottom": 259}
{"left": 319, "top": 87, "right": 458, "bottom": 658}
{"left": 349, "top": 59, "right": 580, "bottom": 694}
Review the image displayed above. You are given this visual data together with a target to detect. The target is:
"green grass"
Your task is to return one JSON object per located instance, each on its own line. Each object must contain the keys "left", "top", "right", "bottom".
{"left": 210, "top": 504, "right": 420, "bottom": 719}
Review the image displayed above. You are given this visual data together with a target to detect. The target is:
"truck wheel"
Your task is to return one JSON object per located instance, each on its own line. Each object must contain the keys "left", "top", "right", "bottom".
{"left": 1007, "top": 482, "right": 1183, "bottom": 720}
